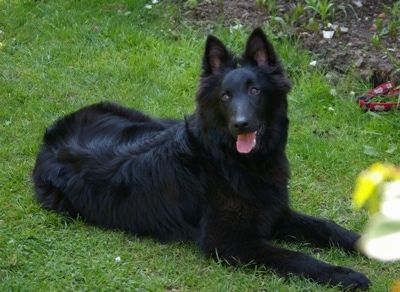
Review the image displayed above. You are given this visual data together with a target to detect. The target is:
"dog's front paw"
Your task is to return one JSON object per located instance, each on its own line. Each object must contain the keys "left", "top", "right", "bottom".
{"left": 320, "top": 266, "right": 371, "bottom": 291}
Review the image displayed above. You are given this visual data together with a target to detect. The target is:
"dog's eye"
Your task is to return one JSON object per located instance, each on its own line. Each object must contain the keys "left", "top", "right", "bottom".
{"left": 249, "top": 87, "right": 260, "bottom": 95}
{"left": 221, "top": 94, "right": 230, "bottom": 101}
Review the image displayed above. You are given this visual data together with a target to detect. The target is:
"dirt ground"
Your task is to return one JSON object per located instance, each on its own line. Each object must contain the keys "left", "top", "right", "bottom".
{"left": 183, "top": 0, "right": 400, "bottom": 86}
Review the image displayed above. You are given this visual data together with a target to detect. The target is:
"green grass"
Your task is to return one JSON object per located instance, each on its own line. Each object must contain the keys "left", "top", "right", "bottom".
{"left": 1, "top": 0, "right": 400, "bottom": 291}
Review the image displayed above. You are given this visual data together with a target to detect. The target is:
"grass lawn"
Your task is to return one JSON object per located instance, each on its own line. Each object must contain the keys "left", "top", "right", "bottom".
{"left": 1, "top": 0, "right": 399, "bottom": 291}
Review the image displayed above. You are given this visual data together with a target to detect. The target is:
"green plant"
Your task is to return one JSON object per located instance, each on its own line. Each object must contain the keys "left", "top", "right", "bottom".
{"left": 256, "top": 0, "right": 282, "bottom": 15}
{"left": 384, "top": 47, "right": 400, "bottom": 75}
{"left": 383, "top": 1, "right": 400, "bottom": 40}
{"left": 371, "top": 2, "right": 400, "bottom": 53}
{"left": 217, "top": 0, "right": 223, "bottom": 12}
{"left": 284, "top": 3, "right": 306, "bottom": 26}
{"left": 337, "top": 3, "right": 360, "bottom": 21}
{"left": 184, "top": 0, "right": 198, "bottom": 9}
{"left": 371, "top": 2, "right": 400, "bottom": 44}
{"left": 305, "top": 0, "right": 335, "bottom": 22}
{"left": 303, "top": 17, "right": 320, "bottom": 33}
{"left": 387, "top": 20, "right": 398, "bottom": 39}
{"left": 374, "top": 18, "right": 386, "bottom": 36}
{"left": 371, "top": 33, "right": 380, "bottom": 49}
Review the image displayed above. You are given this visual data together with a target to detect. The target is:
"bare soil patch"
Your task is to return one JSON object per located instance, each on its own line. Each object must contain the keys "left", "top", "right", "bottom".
{"left": 183, "top": 0, "right": 400, "bottom": 86}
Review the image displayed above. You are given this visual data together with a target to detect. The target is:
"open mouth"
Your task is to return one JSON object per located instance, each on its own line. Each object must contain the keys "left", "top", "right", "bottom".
{"left": 236, "top": 131, "right": 257, "bottom": 154}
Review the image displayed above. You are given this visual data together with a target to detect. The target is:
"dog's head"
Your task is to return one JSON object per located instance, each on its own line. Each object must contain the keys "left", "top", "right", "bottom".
{"left": 195, "top": 28, "right": 291, "bottom": 155}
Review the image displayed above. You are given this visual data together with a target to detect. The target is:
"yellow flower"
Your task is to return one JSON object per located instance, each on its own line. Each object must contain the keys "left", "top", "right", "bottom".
{"left": 355, "top": 163, "right": 400, "bottom": 262}
{"left": 391, "top": 277, "right": 400, "bottom": 292}
{"left": 353, "top": 163, "right": 400, "bottom": 213}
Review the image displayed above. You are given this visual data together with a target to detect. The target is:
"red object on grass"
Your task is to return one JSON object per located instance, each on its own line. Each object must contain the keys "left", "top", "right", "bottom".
{"left": 356, "top": 81, "right": 400, "bottom": 111}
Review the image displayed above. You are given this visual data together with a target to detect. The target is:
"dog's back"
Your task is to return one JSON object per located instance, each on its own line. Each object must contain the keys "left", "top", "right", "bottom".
{"left": 33, "top": 102, "right": 208, "bottom": 241}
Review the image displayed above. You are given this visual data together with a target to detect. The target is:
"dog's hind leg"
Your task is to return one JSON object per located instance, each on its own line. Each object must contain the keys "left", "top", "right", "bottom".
{"left": 274, "top": 209, "right": 360, "bottom": 252}
{"left": 33, "top": 175, "right": 78, "bottom": 217}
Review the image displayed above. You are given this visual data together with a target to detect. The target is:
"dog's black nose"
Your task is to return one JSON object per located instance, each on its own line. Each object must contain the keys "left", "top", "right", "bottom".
{"left": 233, "top": 118, "right": 249, "bottom": 130}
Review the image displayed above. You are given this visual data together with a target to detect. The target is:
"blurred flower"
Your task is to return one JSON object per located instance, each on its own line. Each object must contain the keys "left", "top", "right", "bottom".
{"left": 353, "top": 163, "right": 400, "bottom": 212}
{"left": 353, "top": 163, "right": 400, "bottom": 261}
{"left": 381, "top": 181, "right": 400, "bottom": 220}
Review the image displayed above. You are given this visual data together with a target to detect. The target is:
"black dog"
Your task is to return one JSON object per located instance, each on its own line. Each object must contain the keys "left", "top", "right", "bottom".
{"left": 32, "top": 28, "right": 370, "bottom": 290}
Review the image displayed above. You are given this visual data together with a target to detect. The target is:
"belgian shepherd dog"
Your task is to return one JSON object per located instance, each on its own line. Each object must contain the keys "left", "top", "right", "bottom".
{"left": 32, "top": 28, "right": 370, "bottom": 290}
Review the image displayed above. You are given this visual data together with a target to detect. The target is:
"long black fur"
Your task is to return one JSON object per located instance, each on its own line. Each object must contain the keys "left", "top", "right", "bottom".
{"left": 32, "top": 28, "right": 370, "bottom": 290}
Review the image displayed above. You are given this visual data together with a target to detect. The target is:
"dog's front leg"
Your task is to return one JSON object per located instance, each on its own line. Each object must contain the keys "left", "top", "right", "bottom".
{"left": 200, "top": 225, "right": 370, "bottom": 290}
{"left": 275, "top": 209, "right": 361, "bottom": 252}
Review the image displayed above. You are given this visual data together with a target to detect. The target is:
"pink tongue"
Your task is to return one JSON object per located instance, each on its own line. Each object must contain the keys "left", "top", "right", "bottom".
{"left": 236, "top": 132, "right": 256, "bottom": 154}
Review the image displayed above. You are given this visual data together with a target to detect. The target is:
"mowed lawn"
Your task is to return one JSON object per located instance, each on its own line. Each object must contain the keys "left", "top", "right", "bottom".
{"left": 1, "top": 0, "right": 399, "bottom": 291}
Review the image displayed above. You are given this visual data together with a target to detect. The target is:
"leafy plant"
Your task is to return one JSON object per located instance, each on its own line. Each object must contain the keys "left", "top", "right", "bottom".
{"left": 374, "top": 17, "right": 387, "bottom": 36}
{"left": 382, "top": 1, "right": 400, "bottom": 40}
{"left": 305, "top": 0, "right": 335, "bottom": 22}
{"left": 256, "top": 0, "right": 282, "bottom": 15}
{"left": 217, "top": 0, "right": 223, "bottom": 13}
{"left": 371, "top": 1, "right": 400, "bottom": 46}
{"left": 336, "top": 3, "right": 360, "bottom": 21}
{"left": 371, "top": 33, "right": 380, "bottom": 49}
{"left": 184, "top": 0, "right": 198, "bottom": 9}
{"left": 303, "top": 17, "right": 320, "bottom": 33}
{"left": 371, "top": 3, "right": 400, "bottom": 58}
{"left": 284, "top": 3, "right": 306, "bottom": 26}
{"left": 384, "top": 47, "right": 400, "bottom": 75}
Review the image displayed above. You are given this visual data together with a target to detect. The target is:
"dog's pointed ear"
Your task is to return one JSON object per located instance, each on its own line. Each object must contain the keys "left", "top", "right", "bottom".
{"left": 202, "top": 35, "right": 231, "bottom": 74}
{"left": 243, "top": 28, "right": 277, "bottom": 67}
